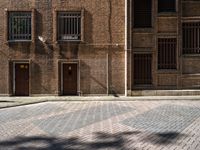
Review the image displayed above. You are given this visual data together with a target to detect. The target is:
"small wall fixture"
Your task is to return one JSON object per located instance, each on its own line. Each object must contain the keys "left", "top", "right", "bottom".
{"left": 38, "top": 36, "right": 46, "bottom": 43}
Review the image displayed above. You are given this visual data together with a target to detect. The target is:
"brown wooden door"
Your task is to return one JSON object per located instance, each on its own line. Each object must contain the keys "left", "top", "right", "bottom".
{"left": 62, "top": 63, "right": 77, "bottom": 95}
{"left": 15, "top": 63, "right": 29, "bottom": 96}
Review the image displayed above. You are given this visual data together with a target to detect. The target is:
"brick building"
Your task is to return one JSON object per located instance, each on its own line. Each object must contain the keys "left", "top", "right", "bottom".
{"left": 0, "top": 0, "right": 200, "bottom": 96}
{"left": 127, "top": 0, "right": 200, "bottom": 96}
{"left": 0, "top": 0, "right": 125, "bottom": 96}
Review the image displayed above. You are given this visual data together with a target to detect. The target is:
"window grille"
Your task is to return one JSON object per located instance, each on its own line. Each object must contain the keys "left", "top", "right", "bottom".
{"left": 57, "top": 11, "right": 81, "bottom": 41}
{"left": 134, "top": 54, "right": 152, "bottom": 85}
{"left": 8, "top": 12, "right": 32, "bottom": 41}
{"left": 133, "top": 0, "right": 152, "bottom": 28}
{"left": 183, "top": 22, "right": 200, "bottom": 54}
{"left": 158, "top": 38, "right": 177, "bottom": 70}
{"left": 158, "top": 0, "right": 176, "bottom": 13}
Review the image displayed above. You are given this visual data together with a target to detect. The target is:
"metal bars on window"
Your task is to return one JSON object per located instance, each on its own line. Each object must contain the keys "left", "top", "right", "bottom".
{"left": 183, "top": 22, "right": 200, "bottom": 54}
{"left": 57, "top": 11, "right": 81, "bottom": 41}
{"left": 8, "top": 12, "right": 32, "bottom": 41}
{"left": 158, "top": 38, "right": 177, "bottom": 70}
{"left": 134, "top": 54, "right": 152, "bottom": 85}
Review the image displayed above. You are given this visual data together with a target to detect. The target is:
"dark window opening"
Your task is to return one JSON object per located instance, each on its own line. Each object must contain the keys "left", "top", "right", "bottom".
{"left": 158, "top": 0, "right": 176, "bottom": 13}
{"left": 183, "top": 22, "right": 200, "bottom": 54}
{"left": 133, "top": 0, "right": 152, "bottom": 28}
{"left": 57, "top": 11, "right": 81, "bottom": 41}
{"left": 8, "top": 12, "right": 32, "bottom": 41}
{"left": 158, "top": 38, "right": 177, "bottom": 70}
{"left": 134, "top": 54, "right": 152, "bottom": 85}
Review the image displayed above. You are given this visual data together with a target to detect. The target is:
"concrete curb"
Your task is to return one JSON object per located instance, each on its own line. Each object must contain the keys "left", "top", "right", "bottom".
{"left": 1, "top": 96, "right": 200, "bottom": 101}
{"left": 0, "top": 96, "right": 200, "bottom": 109}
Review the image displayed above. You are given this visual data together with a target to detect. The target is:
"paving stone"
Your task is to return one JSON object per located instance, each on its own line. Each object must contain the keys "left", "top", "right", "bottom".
{"left": 0, "top": 101, "right": 200, "bottom": 150}
{"left": 121, "top": 104, "right": 200, "bottom": 133}
{"left": 33, "top": 103, "right": 134, "bottom": 135}
{"left": 0, "top": 103, "right": 64, "bottom": 123}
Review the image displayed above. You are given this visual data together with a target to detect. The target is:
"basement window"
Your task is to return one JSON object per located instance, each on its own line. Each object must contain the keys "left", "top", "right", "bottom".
{"left": 158, "top": 0, "right": 176, "bottom": 13}
{"left": 8, "top": 12, "right": 32, "bottom": 41}
{"left": 183, "top": 22, "right": 200, "bottom": 54}
{"left": 158, "top": 38, "right": 177, "bottom": 70}
{"left": 134, "top": 53, "right": 152, "bottom": 85}
{"left": 57, "top": 11, "right": 81, "bottom": 41}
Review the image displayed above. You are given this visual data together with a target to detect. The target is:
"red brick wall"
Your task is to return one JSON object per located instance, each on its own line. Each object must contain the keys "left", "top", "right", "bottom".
{"left": 0, "top": 0, "right": 125, "bottom": 95}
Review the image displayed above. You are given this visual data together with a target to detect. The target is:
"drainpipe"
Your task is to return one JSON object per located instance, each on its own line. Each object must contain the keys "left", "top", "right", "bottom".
{"left": 125, "top": 0, "right": 128, "bottom": 96}
{"left": 107, "top": 52, "right": 109, "bottom": 95}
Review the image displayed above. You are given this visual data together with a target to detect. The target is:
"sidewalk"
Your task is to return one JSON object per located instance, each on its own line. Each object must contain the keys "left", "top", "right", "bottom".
{"left": 0, "top": 95, "right": 200, "bottom": 109}
{"left": 0, "top": 100, "right": 200, "bottom": 149}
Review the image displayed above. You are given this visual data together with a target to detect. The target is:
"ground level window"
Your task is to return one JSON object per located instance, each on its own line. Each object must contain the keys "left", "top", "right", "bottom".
{"left": 134, "top": 53, "right": 152, "bottom": 85}
{"left": 158, "top": 38, "right": 177, "bottom": 70}
{"left": 8, "top": 12, "right": 32, "bottom": 41}
{"left": 183, "top": 22, "right": 200, "bottom": 54}
{"left": 158, "top": 0, "right": 176, "bottom": 13}
{"left": 57, "top": 11, "right": 81, "bottom": 41}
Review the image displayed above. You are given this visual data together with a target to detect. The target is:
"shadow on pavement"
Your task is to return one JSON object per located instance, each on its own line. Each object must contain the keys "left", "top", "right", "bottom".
{"left": 142, "top": 132, "right": 187, "bottom": 145}
{"left": 0, "top": 131, "right": 187, "bottom": 150}
{"left": 0, "top": 101, "right": 15, "bottom": 103}
{"left": 0, "top": 131, "right": 140, "bottom": 150}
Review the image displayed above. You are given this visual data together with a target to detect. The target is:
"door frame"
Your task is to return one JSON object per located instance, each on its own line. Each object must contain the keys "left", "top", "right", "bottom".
{"left": 59, "top": 60, "right": 80, "bottom": 96}
{"left": 12, "top": 60, "right": 30, "bottom": 96}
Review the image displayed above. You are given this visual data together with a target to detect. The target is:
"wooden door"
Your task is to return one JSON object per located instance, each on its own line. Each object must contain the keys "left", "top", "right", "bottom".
{"left": 14, "top": 63, "right": 29, "bottom": 96}
{"left": 62, "top": 63, "right": 77, "bottom": 95}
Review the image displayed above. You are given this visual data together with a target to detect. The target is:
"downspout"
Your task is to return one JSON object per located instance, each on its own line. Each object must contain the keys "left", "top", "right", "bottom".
{"left": 107, "top": 51, "right": 109, "bottom": 95}
{"left": 125, "top": 0, "right": 128, "bottom": 96}
{"left": 107, "top": 0, "right": 112, "bottom": 95}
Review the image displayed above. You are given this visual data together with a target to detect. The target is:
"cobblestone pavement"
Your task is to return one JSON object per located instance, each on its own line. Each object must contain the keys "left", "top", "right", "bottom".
{"left": 0, "top": 100, "right": 200, "bottom": 150}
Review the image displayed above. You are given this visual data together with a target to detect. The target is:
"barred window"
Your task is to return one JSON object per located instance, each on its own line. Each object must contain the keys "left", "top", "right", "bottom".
{"left": 158, "top": 0, "right": 176, "bottom": 13}
{"left": 134, "top": 54, "right": 152, "bottom": 85}
{"left": 8, "top": 12, "right": 32, "bottom": 41}
{"left": 183, "top": 22, "right": 200, "bottom": 54}
{"left": 158, "top": 38, "right": 177, "bottom": 70}
{"left": 57, "top": 11, "right": 81, "bottom": 41}
{"left": 133, "top": 0, "right": 152, "bottom": 28}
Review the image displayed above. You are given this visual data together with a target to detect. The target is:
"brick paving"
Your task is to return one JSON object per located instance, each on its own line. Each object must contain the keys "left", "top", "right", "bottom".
{"left": 0, "top": 100, "right": 200, "bottom": 150}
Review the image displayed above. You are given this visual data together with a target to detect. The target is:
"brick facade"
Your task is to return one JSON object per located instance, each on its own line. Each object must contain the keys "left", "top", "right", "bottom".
{"left": 0, "top": 0, "right": 125, "bottom": 96}
{"left": 127, "top": 0, "right": 200, "bottom": 96}
{"left": 0, "top": 0, "right": 200, "bottom": 96}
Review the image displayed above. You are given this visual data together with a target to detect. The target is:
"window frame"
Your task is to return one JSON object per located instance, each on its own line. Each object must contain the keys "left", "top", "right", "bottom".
{"left": 157, "top": 37, "right": 177, "bottom": 70}
{"left": 182, "top": 21, "right": 200, "bottom": 55}
{"left": 56, "top": 10, "right": 84, "bottom": 42}
{"left": 6, "top": 10, "right": 35, "bottom": 42}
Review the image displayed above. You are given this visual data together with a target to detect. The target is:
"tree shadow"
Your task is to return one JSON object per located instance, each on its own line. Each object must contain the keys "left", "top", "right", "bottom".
{"left": 0, "top": 131, "right": 140, "bottom": 150}
{"left": 89, "top": 131, "right": 140, "bottom": 149}
{"left": 0, "top": 131, "right": 188, "bottom": 149}
{"left": 0, "top": 101, "right": 15, "bottom": 103}
{"left": 142, "top": 132, "right": 187, "bottom": 145}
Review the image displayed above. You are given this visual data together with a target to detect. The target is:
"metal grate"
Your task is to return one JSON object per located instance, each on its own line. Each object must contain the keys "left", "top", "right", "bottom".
{"left": 8, "top": 12, "right": 32, "bottom": 41}
{"left": 57, "top": 11, "right": 81, "bottom": 41}
{"left": 183, "top": 22, "right": 200, "bottom": 54}
{"left": 158, "top": 0, "right": 176, "bottom": 12}
{"left": 134, "top": 0, "right": 152, "bottom": 28}
{"left": 158, "top": 38, "right": 177, "bottom": 70}
{"left": 134, "top": 54, "right": 152, "bottom": 85}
